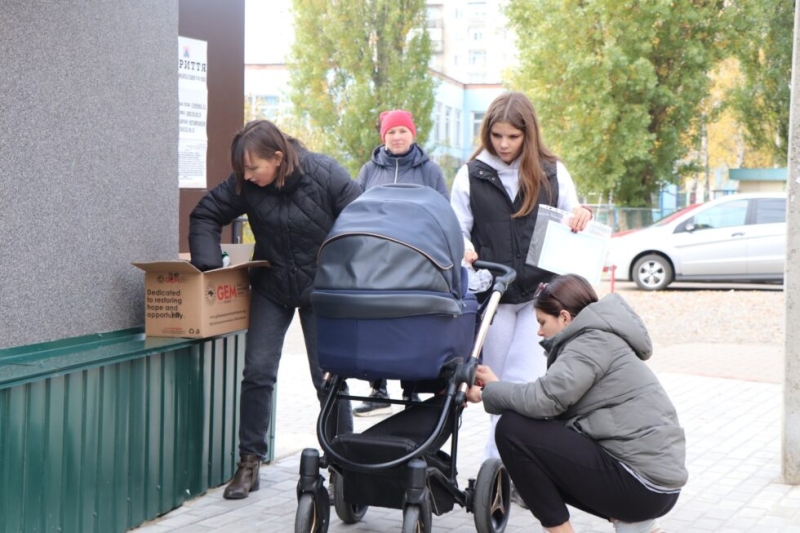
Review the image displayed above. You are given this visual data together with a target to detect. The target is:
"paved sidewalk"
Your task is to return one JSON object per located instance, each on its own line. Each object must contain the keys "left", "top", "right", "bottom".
{"left": 131, "top": 319, "right": 800, "bottom": 533}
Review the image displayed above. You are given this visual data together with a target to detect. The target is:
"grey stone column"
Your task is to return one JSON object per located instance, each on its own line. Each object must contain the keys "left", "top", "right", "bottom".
{"left": 784, "top": 0, "right": 800, "bottom": 485}
{"left": 0, "top": 2, "right": 178, "bottom": 348}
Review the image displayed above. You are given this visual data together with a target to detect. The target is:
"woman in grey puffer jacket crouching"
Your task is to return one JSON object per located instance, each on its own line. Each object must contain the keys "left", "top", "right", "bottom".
{"left": 467, "top": 274, "right": 687, "bottom": 533}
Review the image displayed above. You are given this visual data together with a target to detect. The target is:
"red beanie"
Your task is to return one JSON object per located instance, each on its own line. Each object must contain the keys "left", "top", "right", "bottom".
{"left": 380, "top": 110, "right": 417, "bottom": 141}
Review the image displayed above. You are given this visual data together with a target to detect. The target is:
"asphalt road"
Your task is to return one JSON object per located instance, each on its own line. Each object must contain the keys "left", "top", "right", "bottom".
{"left": 609, "top": 280, "right": 784, "bottom": 292}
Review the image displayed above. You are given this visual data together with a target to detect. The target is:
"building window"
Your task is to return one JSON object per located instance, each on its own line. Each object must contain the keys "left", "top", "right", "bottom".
{"left": 468, "top": 50, "right": 486, "bottom": 66}
{"left": 444, "top": 106, "right": 452, "bottom": 144}
{"left": 472, "top": 111, "right": 485, "bottom": 142}
{"left": 438, "top": 104, "right": 446, "bottom": 142}
{"left": 426, "top": 7, "right": 440, "bottom": 24}
{"left": 469, "top": 27, "right": 483, "bottom": 41}
{"left": 454, "top": 110, "right": 462, "bottom": 149}
{"left": 434, "top": 103, "right": 442, "bottom": 142}
{"left": 253, "top": 95, "right": 280, "bottom": 119}
{"left": 468, "top": 1, "right": 487, "bottom": 18}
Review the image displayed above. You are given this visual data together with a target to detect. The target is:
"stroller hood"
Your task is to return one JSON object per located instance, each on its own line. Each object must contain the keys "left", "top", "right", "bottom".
{"left": 315, "top": 184, "right": 466, "bottom": 302}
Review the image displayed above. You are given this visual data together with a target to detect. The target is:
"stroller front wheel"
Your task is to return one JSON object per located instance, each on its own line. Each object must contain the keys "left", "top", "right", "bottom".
{"left": 473, "top": 458, "right": 511, "bottom": 533}
{"left": 295, "top": 491, "right": 330, "bottom": 533}
{"left": 401, "top": 500, "right": 432, "bottom": 533}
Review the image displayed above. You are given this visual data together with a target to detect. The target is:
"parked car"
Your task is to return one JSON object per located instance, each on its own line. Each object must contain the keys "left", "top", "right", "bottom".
{"left": 606, "top": 193, "right": 787, "bottom": 290}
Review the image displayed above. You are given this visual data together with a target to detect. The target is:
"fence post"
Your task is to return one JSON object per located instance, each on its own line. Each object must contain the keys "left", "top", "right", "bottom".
{"left": 610, "top": 265, "right": 616, "bottom": 293}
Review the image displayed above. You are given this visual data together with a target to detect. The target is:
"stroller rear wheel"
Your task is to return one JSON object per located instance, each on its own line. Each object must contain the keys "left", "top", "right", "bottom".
{"left": 473, "top": 458, "right": 511, "bottom": 533}
{"left": 330, "top": 471, "right": 368, "bottom": 524}
{"left": 295, "top": 491, "right": 330, "bottom": 533}
{"left": 401, "top": 497, "right": 432, "bottom": 533}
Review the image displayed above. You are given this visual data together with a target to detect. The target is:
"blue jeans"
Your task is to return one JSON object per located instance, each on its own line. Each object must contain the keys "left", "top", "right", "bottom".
{"left": 239, "top": 290, "right": 353, "bottom": 459}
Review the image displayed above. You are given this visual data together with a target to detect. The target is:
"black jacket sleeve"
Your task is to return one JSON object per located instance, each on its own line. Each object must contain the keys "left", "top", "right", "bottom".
{"left": 355, "top": 162, "right": 370, "bottom": 192}
{"left": 188, "top": 174, "right": 246, "bottom": 271}
{"left": 326, "top": 158, "right": 362, "bottom": 217}
{"left": 426, "top": 162, "right": 450, "bottom": 200}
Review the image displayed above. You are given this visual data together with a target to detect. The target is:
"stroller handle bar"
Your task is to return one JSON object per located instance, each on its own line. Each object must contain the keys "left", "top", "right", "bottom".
{"left": 466, "top": 261, "right": 517, "bottom": 369}
{"left": 471, "top": 260, "right": 516, "bottom": 293}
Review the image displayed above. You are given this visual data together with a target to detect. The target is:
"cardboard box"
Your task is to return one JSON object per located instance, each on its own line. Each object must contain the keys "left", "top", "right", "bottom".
{"left": 132, "top": 244, "right": 269, "bottom": 339}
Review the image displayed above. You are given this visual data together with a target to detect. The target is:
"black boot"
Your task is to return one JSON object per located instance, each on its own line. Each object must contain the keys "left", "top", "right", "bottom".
{"left": 223, "top": 454, "right": 261, "bottom": 499}
{"left": 353, "top": 387, "right": 391, "bottom": 417}
{"left": 401, "top": 385, "right": 422, "bottom": 409}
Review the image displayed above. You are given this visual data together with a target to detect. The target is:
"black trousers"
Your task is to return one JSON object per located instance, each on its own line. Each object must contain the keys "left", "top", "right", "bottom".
{"left": 239, "top": 291, "right": 352, "bottom": 459}
{"left": 495, "top": 412, "right": 680, "bottom": 528}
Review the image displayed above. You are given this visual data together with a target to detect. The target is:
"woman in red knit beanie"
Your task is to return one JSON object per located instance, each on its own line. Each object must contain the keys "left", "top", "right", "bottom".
{"left": 352, "top": 109, "right": 449, "bottom": 416}
{"left": 355, "top": 109, "right": 448, "bottom": 197}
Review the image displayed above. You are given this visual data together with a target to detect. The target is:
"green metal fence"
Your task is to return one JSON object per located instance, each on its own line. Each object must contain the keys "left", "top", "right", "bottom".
{"left": 0, "top": 328, "right": 271, "bottom": 533}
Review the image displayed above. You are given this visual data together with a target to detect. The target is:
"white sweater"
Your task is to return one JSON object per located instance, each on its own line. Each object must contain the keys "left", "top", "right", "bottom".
{"left": 450, "top": 150, "right": 580, "bottom": 250}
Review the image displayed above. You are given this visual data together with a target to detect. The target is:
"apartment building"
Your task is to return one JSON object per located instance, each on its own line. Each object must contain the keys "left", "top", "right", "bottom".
{"left": 244, "top": 0, "right": 515, "bottom": 167}
{"left": 426, "top": 0, "right": 516, "bottom": 84}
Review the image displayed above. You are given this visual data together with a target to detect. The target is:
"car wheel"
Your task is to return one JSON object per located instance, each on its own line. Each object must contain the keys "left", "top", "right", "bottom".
{"left": 632, "top": 254, "right": 673, "bottom": 291}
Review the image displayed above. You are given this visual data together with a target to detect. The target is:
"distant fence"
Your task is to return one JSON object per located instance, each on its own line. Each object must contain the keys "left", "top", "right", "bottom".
{"left": 586, "top": 205, "right": 678, "bottom": 233}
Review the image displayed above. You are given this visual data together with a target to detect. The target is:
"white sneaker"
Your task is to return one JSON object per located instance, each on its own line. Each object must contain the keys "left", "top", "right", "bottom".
{"left": 612, "top": 519, "right": 663, "bottom": 533}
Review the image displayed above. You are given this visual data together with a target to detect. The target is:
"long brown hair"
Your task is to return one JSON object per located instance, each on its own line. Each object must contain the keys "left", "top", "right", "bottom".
{"left": 533, "top": 274, "right": 598, "bottom": 318}
{"left": 471, "top": 92, "right": 557, "bottom": 217}
{"left": 230, "top": 119, "right": 302, "bottom": 193}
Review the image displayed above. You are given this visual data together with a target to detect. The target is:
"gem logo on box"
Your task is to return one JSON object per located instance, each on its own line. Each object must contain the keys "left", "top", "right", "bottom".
{"left": 216, "top": 284, "right": 238, "bottom": 301}
{"left": 157, "top": 272, "right": 183, "bottom": 284}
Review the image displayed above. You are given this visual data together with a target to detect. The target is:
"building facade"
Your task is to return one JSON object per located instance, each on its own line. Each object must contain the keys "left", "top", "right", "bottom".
{"left": 243, "top": 0, "right": 515, "bottom": 171}
{"left": 426, "top": 0, "right": 516, "bottom": 84}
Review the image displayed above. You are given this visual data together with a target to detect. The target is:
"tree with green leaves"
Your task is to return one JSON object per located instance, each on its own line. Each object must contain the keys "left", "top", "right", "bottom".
{"left": 288, "top": 0, "right": 436, "bottom": 175}
{"left": 506, "top": 0, "right": 728, "bottom": 206}
{"left": 727, "top": 0, "right": 794, "bottom": 167}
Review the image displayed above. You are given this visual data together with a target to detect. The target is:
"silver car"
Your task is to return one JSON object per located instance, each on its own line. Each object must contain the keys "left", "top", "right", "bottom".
{"left": 606, "top": 192, "right": 786, "bottom": 290}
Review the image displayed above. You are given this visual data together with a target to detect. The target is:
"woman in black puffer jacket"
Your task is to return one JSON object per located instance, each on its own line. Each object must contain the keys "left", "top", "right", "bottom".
{"left": 189, "top": 119, "right": 361, "bottom": 500}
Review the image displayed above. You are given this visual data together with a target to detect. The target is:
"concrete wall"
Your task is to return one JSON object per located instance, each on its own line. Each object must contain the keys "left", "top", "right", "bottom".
{"left": 738, "top": 181, "right": 787, "bottom": 193}
{"left": 0, "top": 2, "right": 179, "bottom": 348}
{"left": 783, "top": 0, "right": 800, "bottom": 485}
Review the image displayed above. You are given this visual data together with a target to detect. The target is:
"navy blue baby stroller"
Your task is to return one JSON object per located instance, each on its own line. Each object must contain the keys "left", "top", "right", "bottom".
{"left": 294, "top": 184, "right": 516, "bottom": 533}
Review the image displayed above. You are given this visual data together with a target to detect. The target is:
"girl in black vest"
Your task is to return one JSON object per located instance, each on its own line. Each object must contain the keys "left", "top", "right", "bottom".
{"left": 189, "top": 120, "right": 362, "bottom": 500}
{"left": 450, "top": 92, "right": 592, "bottom": 461}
